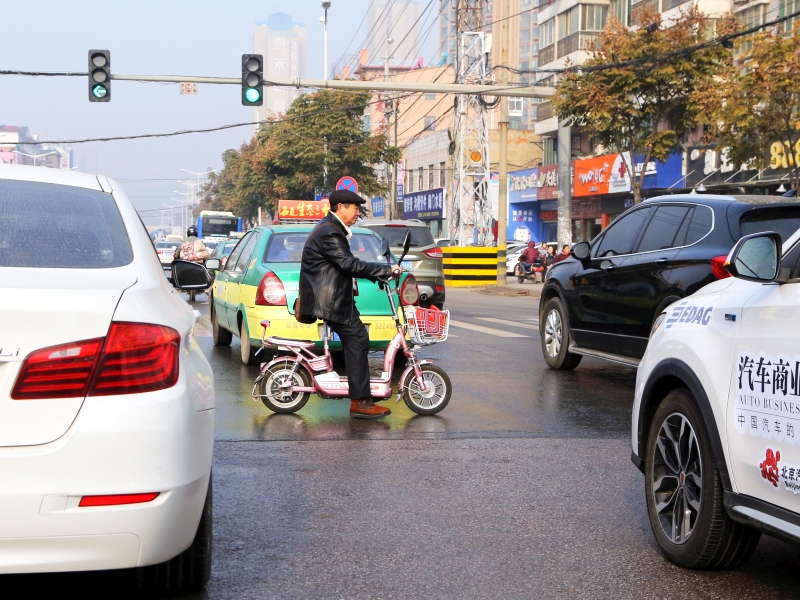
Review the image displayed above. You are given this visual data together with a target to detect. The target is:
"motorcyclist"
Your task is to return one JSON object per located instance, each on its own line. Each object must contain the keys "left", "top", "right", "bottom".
{"left": 174, "top": 226, "right": 211, "bottom": 263}
{"left": 519, "top": 241, "right": 539, "bottom": 274}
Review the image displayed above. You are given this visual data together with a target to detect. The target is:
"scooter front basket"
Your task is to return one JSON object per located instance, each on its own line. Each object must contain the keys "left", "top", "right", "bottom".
{"left": 403, "top": 306, "right": 450, "bottom": 345}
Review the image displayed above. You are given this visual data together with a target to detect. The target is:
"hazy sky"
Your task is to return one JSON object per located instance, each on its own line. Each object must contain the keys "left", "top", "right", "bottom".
{"left": 2, "top": 0, "right": 437, "bottom": 225}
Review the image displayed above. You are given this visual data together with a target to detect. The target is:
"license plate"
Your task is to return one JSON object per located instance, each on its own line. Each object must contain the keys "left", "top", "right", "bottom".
{"left": 321, "top": 325, "right": 368, "bottom": 341}
{"left": 401, "top": 260, "right": 413, "bottom": 271}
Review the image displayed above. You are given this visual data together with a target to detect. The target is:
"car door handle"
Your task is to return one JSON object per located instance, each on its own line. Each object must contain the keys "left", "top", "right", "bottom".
{"left": 655, "top": 258, "right": 668, "bottom": 266}
{"left": 602, "top": 264, "right": 616, "bottom": 272}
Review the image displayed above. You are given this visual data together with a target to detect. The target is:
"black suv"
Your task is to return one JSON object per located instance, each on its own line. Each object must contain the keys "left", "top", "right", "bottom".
{"left": 540, "top": 194, "right": 800, "bottom": 369}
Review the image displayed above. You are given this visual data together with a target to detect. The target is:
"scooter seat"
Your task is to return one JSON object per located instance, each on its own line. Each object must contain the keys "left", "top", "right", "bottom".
{"left": 266, "top": 336, "right": 317, "bottom": 349}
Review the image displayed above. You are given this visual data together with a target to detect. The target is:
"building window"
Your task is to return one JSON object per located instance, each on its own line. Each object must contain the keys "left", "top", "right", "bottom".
{"left": 532, "top": 26, "right": 540, "bottom": 40}
{"left": 583, "top": 4, "right": 608, "bottom": 30}
{"left": 440, "top": 162, "right": 446, "bottom": 187}
{"left": 543, "top": 137, "right": 557, "bottom": 165}
{"left": 558, "top": 6, "right": 580, "bottom": 40}
{"left": 521, "top": 29, "right": 531, "bottom": 44}
{"left": 509, "top": 97, "right": 524, "bottom": 116}
{"left": 407, "top": 167, "right": 413, "bottom": 193}
{"left": 520, "top": 45, "right": 530, "bottom": 58}
{"left": 571, "top": 134, "right": 582, "bottom": 158}
{"left": 736, "top": 4, "right": 768, "bottom": 53}
{"left": 610, "top": 0, "right": 627, "bottom": 25}
{"left": 541, "top": 18, "right": 555, "bottom": 47}
{"left": 424, "top": 116, "right": 436, "bottom": 131}
{"left": 781, "top": 0, "right": 800, "bottom": 32}
{"left": 363, "top": 115, "right": 371, "bottom": 133}
{"left": 428, "top": 164, "right": 435, "bottom": 189}
{"left": 424, "top": 92, "right": 437, "bottom": 100}
{"left": 521, "top": 13, "right": 531, "bottom": 27}
{"left": 418, "top": 167, "right": 424, "bottom": 190}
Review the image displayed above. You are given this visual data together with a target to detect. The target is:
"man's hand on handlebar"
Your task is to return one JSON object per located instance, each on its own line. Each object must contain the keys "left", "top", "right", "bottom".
{"left": 390, "top": 266, "right": 403, "bottom": 279}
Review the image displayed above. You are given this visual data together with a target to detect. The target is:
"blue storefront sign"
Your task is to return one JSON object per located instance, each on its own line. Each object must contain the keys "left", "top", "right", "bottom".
{"left": 403, "top": 188, "right": 444, "bottom": 221}
{"left": 508, "top": 168, "right": 541, "bottom": 243}
{"left": 371, "top": 197, "right": 385, "bottom": 218}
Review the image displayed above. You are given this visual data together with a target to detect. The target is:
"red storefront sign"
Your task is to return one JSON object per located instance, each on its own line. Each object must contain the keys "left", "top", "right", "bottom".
{"left": 537, "top": 165, "right": 559, "bottom": 200}
{"left": 278, "top": 200, "right": 330, "bottom": 220}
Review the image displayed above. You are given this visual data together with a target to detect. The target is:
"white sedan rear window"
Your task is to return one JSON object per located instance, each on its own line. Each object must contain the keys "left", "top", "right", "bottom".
{"left": 0, "top": 180, "right": 133, "bottom": 268}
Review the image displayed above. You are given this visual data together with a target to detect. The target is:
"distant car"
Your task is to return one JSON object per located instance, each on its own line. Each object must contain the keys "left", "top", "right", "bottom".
{"left": 155, "top": 241, "right": 179, "bottom": 265}
{"left": 209, "top": 239, "right": 239, "bottom": 269}
{"left": 505, "top": 242, "right": 527, "bottom": 274}
{"left": 164, "top": 234, "right": 183, "bottom": 243}
{"left": 203, "top": 240, "right": 219, "bottom": 253}
{"left": 633, "top": 227, "right": 800, "bottom": 569}
{"left": 434, "top": 238, "right": 450, "bottom": 247}
{"left": 361, "top": 219, "right": 445, "bottom": 309}
{"left": 208, "top": 224, "right": 419, "bottom": 365}
{"left": 0, "top": 163, "right": 214, "bottom": 590}
{"left": 540, "top": 194, "right": 800, "bottom": 370}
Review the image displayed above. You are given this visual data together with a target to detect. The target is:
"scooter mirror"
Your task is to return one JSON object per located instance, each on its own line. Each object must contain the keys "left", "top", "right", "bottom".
{"left": 400, "top": 230, "right": 411, "bottom": 262}
{"left": 380, "top": 237, "right": 391, "bottom": 258}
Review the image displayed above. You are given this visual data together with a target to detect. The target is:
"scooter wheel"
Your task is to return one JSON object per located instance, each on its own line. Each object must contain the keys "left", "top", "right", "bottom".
{"left": 518, "top": 276, "right": 525, "bottom": 284}
{"left": 401, "top": 364, "right": 451, "bottom": 415}
{"left": 258, "top": 359, "right": 312, "bottom": 413}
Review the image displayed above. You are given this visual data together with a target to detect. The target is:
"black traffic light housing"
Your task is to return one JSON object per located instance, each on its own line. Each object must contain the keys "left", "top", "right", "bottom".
{"left": 241, "top": 54, "right": 264, "bottom": 106}
{"left": 88, "top": 50, "right": 111, "bottom": 102}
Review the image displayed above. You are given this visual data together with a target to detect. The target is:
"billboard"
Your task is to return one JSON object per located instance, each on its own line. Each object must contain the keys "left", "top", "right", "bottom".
{"left": 403, "top": 188, "right": 444, "bottom": 221}
{"left": 277, "top": 200, "right": 330, "bottom": 220}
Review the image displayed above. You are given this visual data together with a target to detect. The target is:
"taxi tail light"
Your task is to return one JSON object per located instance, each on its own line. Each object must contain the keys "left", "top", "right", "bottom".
{"left": 88, "top": 322, "right": 180, "bottom": 396}
{"left": 255, "top": 270, "right": 287, "bottom": 306}
{"left": 423, "top": 247, "right": 443, "bottom": 258}
{"left": 711, "top": 255, "right": 732, "bottom": 279}
{"left": 400, "top": 274, "right": 420, "bottom": 306}
{"left": 79, "top": 492, "right": 160, "bottom": 507}
{"left": 11, "top": 338, "right": 104, "bottom": 400}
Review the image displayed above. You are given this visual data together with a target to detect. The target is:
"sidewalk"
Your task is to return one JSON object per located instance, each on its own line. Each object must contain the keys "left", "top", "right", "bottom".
{"left": 468, "top": 275, "right": 544, "bottom": 298}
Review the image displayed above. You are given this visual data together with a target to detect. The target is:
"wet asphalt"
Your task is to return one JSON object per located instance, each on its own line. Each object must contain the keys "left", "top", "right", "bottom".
{"left": 6, "top": 286, "right": 800, "bottom": 598}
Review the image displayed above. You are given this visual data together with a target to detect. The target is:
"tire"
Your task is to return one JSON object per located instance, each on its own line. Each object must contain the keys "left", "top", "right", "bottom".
{"left": 540, "top": 297, "right": 582, "bottom": 370}
{"left": 240, "top": 318, "right": 258, "bottom": 365}
{"left": 211, "top": 305, "right": 232, "bottom": 347}
{"left": 137, "top": 474, "right": 212, "bottom": 592}
{"left": 257, "top": 359, "right": 312, "bottom": 413}
{"left": 645, "top": 389, "right": 760, "bottom": 569}
{"left": 402, "top": 364, "right": 452, "bottom": 415}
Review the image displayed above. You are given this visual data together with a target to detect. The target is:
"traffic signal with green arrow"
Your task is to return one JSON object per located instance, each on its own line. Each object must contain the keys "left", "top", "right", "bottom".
{"left": 88, "top": 50, "right": 111, "bottom": 102}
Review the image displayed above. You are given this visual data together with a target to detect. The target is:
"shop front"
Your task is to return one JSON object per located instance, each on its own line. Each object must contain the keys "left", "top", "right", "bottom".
{"left": 403, "top": 187, "right": 445, "bottom": 236}
{"left": 536, "top": 165, "right": 560, "bottom": 242}
{"left": 508, "top": 168, "right": 540, "bottom": 243}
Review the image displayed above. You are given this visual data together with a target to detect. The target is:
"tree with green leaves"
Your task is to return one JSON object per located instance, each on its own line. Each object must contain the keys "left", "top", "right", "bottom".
{"left": 698, "top": 22, "right": 800, "bottom": 192}
{"left": 554, "top": 5, "right": 730, "bottom": 203}
{"left": 199, "top": 89, "right": 399, "bottom": 221}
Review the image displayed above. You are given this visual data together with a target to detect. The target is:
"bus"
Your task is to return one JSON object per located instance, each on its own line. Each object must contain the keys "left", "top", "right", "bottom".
{"left": 196, "top": 211, "right": 243, "bottom": 239}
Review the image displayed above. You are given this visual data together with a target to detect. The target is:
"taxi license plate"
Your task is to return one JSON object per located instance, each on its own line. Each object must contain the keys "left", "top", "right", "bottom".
{"left": 401, "top": 260, "right": 413, "bottom": 271}
{"left": 321, "top": 325, "right": 368, "bottom": 341}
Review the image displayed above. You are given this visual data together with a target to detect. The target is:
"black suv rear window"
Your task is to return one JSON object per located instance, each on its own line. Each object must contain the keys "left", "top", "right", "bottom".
{"left": 741, "top": 207, "right": 800, "bottom": 242}
{"left": 367, "top": 225, "right": 435, "bottom": 247}
{"left": 0, "top": 179, "right": 133, "bottom": 269}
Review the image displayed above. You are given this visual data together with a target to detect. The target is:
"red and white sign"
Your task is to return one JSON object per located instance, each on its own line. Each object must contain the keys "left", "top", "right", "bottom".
{"left": 277, "top": 200, "right": 330, "bottom": 220}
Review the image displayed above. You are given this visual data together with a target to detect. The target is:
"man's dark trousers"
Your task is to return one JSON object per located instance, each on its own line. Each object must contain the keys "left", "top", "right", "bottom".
{"left": 326, "top": 317, "right": 371, "bottom": 399}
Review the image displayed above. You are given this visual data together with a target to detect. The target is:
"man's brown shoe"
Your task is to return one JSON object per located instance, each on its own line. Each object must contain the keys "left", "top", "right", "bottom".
{"left": 350, "top": 400, "right": 391, "bottom": 419}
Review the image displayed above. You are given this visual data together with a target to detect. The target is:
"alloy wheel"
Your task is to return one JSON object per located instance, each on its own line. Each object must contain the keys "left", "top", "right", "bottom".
{"left": 652, "top": 413, "right": 702, "bottom": 544}
{"left": 544, "top": 308, "right": 563, "bottom": 357}
{"left": 406, "top": 370, "right": 448, "bottom": 410}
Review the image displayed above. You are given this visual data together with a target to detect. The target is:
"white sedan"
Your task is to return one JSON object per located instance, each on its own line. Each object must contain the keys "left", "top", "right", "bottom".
{"left": 0, "top": 164, "right": 214, "bottom": 591}
{"left": 155, "top": 241, "right": 179, "bottom": 265}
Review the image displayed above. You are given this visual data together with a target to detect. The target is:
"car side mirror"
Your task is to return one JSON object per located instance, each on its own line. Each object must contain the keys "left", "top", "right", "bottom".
{"left": 172, "top": 260, "right": 213, "bottom": 290}
{"left": 205, "top": 258, "right": 220, "bottom": 271}
{"left": 400, "top": 230, "right": 411, "bottom": 262}
{"left": 725, "top": 232, "right": 781, "bottom": 283}
{"left": 572, "top": 241, "right": 591, "bottom": 265}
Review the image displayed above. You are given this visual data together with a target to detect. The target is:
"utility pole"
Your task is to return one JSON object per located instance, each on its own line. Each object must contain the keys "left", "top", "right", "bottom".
{"left": 557, "top": 122, "right": 572, "bottom": 248}
{"left": 393, "top": 101, "right": 399, "bottom": 220}
{"left": 496, "top": 0, "right": 509, "bottom": 283}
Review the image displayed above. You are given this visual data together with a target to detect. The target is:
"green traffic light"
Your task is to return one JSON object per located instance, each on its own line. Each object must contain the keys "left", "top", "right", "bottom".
{"left": 245, "top": 87, "right": 261, "bottom": 103}
{"left": 92, "top": 84, "right": 108, "bottom": 99}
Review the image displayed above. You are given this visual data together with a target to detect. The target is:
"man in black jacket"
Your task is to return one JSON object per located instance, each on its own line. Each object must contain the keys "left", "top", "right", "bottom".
{"left": 299, "top": 189, "right": 401, "bottom": 419}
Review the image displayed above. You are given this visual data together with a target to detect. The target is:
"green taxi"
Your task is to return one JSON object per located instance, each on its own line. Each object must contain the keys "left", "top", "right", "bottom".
{"left": 208, "top": 224, "right": 412, "bottom": 364}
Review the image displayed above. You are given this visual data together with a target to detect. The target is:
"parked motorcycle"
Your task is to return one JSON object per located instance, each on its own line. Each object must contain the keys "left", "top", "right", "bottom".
{"left": 252, "top": 232, "right": 452, "bottom": 415}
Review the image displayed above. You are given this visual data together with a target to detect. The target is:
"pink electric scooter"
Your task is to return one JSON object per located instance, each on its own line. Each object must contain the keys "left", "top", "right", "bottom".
{"left": 252, "top": 233, "right": 451, "bottom": 415}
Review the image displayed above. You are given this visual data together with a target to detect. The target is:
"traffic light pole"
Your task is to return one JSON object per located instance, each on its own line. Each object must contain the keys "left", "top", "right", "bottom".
{"left": 108, "top": 73, "right": 554, "bottom": 98}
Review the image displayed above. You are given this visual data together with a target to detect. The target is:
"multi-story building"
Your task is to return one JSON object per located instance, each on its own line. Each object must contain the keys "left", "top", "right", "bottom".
{"left": 0, "top": 126, "right": 72, "bottom": 169}
{"left": 253, "top": 13, "right": 307, "bottom": 128}
{"left": 368, "top": 0, "right": 423, "bottom": 67}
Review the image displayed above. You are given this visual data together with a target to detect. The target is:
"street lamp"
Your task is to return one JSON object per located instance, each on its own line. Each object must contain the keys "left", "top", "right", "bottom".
{"left": 321, "top": 1, "right": 331, "bottom": 80}
{"left": 11, "top": 149, "right": 58, "bottom": 167}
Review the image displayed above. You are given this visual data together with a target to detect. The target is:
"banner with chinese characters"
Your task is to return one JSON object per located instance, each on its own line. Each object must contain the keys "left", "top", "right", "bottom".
{"left": 370, "top": 197, "right": 385, "bottom": 218}
{"left": 277, "top": 200, "right": 330, "bottom": 220}
{"left": 403, "top": 188, "right": 444, "bottom": 221}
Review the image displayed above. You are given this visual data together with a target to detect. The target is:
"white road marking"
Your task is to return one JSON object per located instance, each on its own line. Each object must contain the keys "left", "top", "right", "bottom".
{"left": 477, "top": 317, "right": 539, "bottom": 330}
{"left": 448, "top": 320, "right": 529, "bottom": 338}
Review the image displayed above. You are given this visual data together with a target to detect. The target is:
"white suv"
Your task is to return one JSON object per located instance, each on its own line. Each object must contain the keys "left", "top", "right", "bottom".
{"left": 633, "top": 227, "right": 800, "bottom": 568}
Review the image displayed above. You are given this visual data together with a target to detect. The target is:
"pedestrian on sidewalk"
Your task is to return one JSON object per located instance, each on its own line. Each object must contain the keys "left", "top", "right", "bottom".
{"left": 553, "top": 244, "right": 571, "bottom": 265}
{"left": 298, "top": 189, "right": 402, "bottom": 419}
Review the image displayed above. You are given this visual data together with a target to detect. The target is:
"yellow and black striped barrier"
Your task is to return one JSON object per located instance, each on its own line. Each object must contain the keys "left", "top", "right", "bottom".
{"left": 442, "top": 246, "right": 501, "bottom": 287}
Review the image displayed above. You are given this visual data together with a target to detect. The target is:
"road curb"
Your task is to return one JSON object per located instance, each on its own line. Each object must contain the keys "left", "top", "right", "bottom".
{"left": 472, "top": 284, "right": 542, "bottom": 298}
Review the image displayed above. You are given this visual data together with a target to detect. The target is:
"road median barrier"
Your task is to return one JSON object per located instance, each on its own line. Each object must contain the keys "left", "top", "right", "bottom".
{"left": 442, "top": 246, "right": 499, "bottom": 287}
